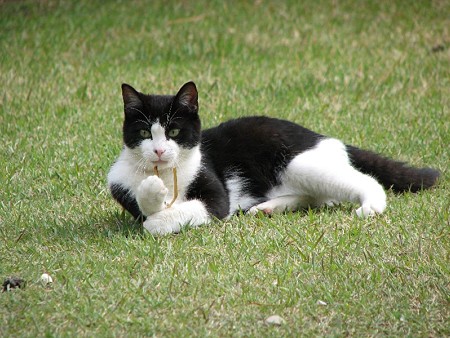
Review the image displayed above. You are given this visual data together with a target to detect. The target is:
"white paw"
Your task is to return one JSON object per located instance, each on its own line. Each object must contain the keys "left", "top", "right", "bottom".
{"left": 355, "top": 205, "right": 376, "bottom": 218}
{"left": 248, "top": 203, "right": 274, "bottom": 216}
{"left": 248, "top": 206, "right": 258, "bottom": 215}
{"left": 143, "top": 210, "right": 181, "bottom": 236}
{"left": 324, "top": 200, "right": 338, "bottom": 207}
{"left": 136, "top": 175, "right": 168, "bottom": 215}
{"left": 356, "top": 193, "right": 387, "bottom": 218}
{"left": 138, "top": 175, "right": 168, "bottom": 199}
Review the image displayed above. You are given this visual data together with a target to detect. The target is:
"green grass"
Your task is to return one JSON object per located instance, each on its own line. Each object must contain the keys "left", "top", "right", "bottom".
{"left": 1, "top": 0, "right": 449, "bottom": 336}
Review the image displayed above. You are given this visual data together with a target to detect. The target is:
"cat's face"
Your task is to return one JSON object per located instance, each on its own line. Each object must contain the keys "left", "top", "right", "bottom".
{"left": 121, "top": 82, "right": 201, "bottom": 171}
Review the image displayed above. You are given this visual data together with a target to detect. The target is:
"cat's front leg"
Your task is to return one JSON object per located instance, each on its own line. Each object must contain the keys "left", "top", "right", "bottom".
{"left": 143, "top": 200, "right": 210, "bottom": 235}
{"left": 136, "top": 175, "right": 168, "bottom": 216}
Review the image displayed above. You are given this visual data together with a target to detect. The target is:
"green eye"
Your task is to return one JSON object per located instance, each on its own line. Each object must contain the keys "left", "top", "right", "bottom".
{"left": 168, "top": 128, "right": 180, "bottom": 138}
{"left": 140, "top": 130, "right": 151, "bottom": 138}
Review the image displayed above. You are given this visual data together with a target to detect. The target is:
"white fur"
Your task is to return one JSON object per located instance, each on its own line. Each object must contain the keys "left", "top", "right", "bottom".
{"left": 249, "top": 138, "right": 387, "bottom": 217}
{"left": 225, "top": 175, "right": 259, "bottom": 215}
{"left": 136, "top": 175, "right": 168, "bottom": 216}
{"left": 143, "top": 200, "right": 209, "bottom": 235}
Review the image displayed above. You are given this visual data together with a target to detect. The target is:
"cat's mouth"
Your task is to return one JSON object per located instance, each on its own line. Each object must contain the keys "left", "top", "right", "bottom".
{"left": 153, "top": 160, "right": 169, "bottom": 165}
{"left": 151, "top": 160, "right": 171, "bottom": 169}
{"left": 143, "top": 160, "right": 170, "bottom": 174}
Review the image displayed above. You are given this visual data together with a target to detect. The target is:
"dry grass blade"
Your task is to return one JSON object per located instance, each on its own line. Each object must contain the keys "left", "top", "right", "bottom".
{"left": 167, "top": 167, "right": 178, "bottom": 208}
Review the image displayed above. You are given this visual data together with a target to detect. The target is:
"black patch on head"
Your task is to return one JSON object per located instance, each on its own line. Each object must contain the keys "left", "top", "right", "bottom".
{"left": 120, "top": 82, "right": 201, "bottom": 149}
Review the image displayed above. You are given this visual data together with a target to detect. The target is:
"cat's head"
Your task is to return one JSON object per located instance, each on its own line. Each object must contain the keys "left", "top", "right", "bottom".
{"left": 121, "top": 81, "right": 201, "bottom": 171}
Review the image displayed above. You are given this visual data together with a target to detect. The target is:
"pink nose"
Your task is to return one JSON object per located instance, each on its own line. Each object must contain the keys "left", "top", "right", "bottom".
{"left": 154, "top": 148, "right": 165, "bottom": 158}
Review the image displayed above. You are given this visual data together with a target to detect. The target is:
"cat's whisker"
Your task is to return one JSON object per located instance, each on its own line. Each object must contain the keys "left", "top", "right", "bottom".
{"left": 129, "top": 107, "right": 152, "bottom": 125}
{"left": 134, "top": 157, "right": 149, "bottom": 174}
{"left": 134, "top": 163, "right": 144, "bottom": 175}
{"left": 167, "top": 106, "right": 184, "bottom": 125}
{"left": 168, "top": 116, "right": 182, "bottom": 124}
{"left": 132, "top": 119, "right": 150, "bottom": 126}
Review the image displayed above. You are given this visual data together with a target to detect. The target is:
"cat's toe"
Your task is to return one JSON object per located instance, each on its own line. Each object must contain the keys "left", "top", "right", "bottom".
{"left": 355, "top": 205, "right": 376, "bottom": 218}
{"left": 248, "top": 205, "right": 273, "bottom": 215}
{"left": 248, "top": 206, "right": 260, "bottom": 215}
{"left": 356, "top": 195, "right": 387, "bottom": 218}
{"left": 324, "top": 200, "right": 338, "bottom": 207}
{"left": 138, "top": 175, "right": 168, "bottom": 198}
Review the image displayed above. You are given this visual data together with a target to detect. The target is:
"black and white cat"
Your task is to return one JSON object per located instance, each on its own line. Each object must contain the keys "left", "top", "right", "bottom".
{"left": 107, "top": 82, "right": 440, "bottom": 235}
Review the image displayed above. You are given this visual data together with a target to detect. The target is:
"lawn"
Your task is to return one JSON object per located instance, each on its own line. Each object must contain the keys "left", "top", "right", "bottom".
{"left": 1, "top": 0, "right": 449, "bottom": 336}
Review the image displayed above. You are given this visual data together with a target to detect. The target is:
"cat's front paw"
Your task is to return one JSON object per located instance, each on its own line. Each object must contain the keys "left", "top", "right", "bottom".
{"left": 138, "top": 175, "right": 168, "bottom": 197}
{"left": 355, "top": 202, "right": 385, "bottom": 218}
{"left": 136, "top": 175, "right": 168, "bottom": 216}
{"left": 143, "top": 209, "right": 181, "bottom": 236}
{"left": 356, "top": 194, "right": 387, "bottom": 218}
{"left": 355, "top": 205, "right": 376, "bottom": 218}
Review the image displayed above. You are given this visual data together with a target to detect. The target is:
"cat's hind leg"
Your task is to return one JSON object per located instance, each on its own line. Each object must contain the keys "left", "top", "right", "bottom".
{"left": 274, "top": 138, "right": 387, "bottom": 217}
{"left": 248, "top": 195, "right": 313, "bottom": 215}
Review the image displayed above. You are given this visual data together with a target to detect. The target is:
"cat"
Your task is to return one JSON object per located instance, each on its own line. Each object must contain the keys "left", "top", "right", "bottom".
{"left": 107, "top": 81, "right": 440, "bottom": 235}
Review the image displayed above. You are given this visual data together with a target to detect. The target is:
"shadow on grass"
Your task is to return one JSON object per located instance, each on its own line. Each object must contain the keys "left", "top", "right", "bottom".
{"left": 98, "top": 210, "right": 145, "bottom": 239}
{"left": 93, "top": 203, "right": 360, "bottom": 241}
{"left": 21, "top": 211, "right": 147, "bottom": 246}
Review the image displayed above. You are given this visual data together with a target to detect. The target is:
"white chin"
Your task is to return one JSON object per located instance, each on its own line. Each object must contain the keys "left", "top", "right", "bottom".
{"left": 152, "top": 160, "right": 171, "bottom": 169}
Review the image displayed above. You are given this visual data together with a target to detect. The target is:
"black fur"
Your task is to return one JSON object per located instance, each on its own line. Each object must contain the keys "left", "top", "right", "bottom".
{"left": 200, "top": 116, "right": 323, "bottom": 201}
{"left": 110, "top": 183, "right": 143, "bottom": 221}
{"left": 186, "top": 166, "right": 229, "bottom": 219}
{"left": 347, "top": 146, "right": 440, "bottom": 192}
{"left": 184, "top": 116, "right": 325, "bottom": 218}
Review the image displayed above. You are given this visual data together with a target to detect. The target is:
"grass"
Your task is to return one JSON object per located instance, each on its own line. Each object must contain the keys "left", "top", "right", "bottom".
{"left": 1, "top": 0, "right": 449, "bottom": 336}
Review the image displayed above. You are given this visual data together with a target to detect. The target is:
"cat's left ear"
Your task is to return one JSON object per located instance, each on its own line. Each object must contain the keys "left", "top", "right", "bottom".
{"left": 174, "top": 81, "right": 198, "bottom": 112}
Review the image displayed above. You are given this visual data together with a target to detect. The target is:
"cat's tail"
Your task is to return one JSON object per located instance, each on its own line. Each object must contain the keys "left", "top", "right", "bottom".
{"left": 346, "top": 145, "right": 440, "bottom": 193}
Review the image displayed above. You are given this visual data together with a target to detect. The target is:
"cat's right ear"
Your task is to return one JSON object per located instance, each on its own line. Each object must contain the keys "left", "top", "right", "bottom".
{"left": 174, "top": 81, "right": 198, "bottom": 112}
{"left": 121, "top": 84, "right": 142, "bottom": 110}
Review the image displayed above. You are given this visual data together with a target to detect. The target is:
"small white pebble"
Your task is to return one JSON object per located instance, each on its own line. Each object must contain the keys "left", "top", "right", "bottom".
{"left": 265, "top": 315, "right": 285, "bottom": 326}
{"left": 40, "top": 273, "right": 53, "bottom": 285}
{"left": 317, "top": 300, "right": 327, "bottom": 306}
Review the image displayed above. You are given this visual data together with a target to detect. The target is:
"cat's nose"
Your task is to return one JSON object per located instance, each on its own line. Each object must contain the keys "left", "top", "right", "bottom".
{"left": 154, "top": 148, "right": 165, "bottom": 158}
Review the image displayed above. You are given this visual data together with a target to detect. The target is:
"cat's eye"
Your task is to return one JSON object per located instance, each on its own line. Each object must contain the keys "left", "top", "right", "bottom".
{"left": 140, "top": 130, "right": 151, "bottom": 138}
{"left": 168, "top": 128, "right": 180, "bottom": 138}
